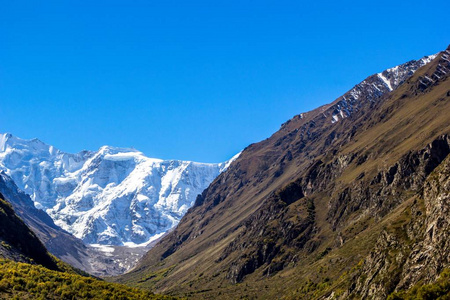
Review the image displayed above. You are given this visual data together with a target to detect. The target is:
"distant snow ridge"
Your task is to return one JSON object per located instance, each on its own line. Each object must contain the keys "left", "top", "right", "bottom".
{"left": 0, "top": 134, "right": 238, "bottom": 245}
{"left": 330, "top": 54, "right": 437, "bottom": 124}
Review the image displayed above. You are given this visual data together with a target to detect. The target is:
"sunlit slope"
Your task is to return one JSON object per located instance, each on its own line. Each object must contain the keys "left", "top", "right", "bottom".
{"left": 115, "top": 47, "right": 450, "bottom": 299}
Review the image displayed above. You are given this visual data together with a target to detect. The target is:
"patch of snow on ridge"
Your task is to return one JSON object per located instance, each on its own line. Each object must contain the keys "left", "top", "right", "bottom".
{"left": 377, "top": 72, "right": 393, "bottom": 91}
{"left": 329, "top": 53, "right": 437, "bottom": 124}
{"left": 421, "top": 54, "right": 437, "bottom": 65}
{"left": 0, "top": 133, "right": 239, "bottom": 246}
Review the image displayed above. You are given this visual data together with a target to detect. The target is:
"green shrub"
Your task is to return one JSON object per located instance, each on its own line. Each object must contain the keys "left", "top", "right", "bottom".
{"left": 0, "top": 259, "right": 175, "bottom": 299}
{"left": 388, "top": 269, "right": 450, "bottom": 300}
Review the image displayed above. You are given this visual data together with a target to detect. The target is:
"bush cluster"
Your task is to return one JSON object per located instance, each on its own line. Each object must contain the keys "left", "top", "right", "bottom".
{"left": 388, "top": 269, "right": 450, "bottom": 300}
{"left": 0, "top": 259, "right": 174, "bottom": 299}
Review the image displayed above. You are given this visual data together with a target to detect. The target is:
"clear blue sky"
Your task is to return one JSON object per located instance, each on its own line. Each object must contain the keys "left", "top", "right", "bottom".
{"left": 1, "top": 1, "right": 448, "bottom": 162}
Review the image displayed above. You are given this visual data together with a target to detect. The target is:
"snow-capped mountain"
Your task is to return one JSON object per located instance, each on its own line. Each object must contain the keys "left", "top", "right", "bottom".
{"left": 0, "top": 134, "right": 238, "bottom": 245}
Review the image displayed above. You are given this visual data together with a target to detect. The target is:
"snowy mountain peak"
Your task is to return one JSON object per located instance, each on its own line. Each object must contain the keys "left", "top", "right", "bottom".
{"left": 0, "top": 133, "right": 52, "bottom": 154}
{"left": 98, "top": 145, "right": 141, "bottom": 155}
{"left": 0, "top": 134, "right": 239, "bottom": 246}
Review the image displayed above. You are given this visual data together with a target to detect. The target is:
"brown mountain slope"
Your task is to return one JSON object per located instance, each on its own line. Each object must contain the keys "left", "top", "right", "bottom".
{"left": 0, "top": 193, "right": 59, "bottom": 271}
{"left": 114, "top": 46, "right": 450, "bottom": 299}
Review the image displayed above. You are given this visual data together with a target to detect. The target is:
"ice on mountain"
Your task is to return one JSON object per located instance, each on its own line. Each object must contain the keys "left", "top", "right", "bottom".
{"left": 0, "top": 133, "right": 238, "bottom": 246}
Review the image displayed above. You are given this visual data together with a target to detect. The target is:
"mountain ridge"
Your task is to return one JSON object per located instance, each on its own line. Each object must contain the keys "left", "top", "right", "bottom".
{"left": 114, "top": 47, "right": 450, "bottom": 299}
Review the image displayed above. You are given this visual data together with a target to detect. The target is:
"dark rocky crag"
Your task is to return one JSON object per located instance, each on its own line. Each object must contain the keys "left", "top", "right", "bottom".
{"left": 0, "top": 193, "right": 59, "bottom": 270}
{"left": 115, "top": 46, "right": 450, "bottom": 299}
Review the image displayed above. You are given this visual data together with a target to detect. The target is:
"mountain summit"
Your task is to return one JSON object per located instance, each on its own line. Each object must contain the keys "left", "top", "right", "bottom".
{"left": 0, "top": 134, "right": 238, "bottom": 246}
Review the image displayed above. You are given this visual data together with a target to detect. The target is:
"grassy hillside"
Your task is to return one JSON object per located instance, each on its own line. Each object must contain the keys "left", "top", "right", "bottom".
{"left": 113, "top": 47, "right": 450, "bottom": 299}
{"left": 0, "top": 259, "right": 175, "bottom": 299}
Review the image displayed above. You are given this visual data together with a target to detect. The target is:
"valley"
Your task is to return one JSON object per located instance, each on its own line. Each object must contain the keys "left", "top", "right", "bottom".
{"left": 0, "top": 45, "right": 449, "bottom": 299}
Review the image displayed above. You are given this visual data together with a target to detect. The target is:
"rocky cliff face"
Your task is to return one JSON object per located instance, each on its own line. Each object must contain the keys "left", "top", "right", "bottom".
{"left": 115, "top": 47, "right": 450, "bottom": 299}
{"left": 402, "top": 153, "right": 450, "bottom": 288}
{"left": 215, "top": 133, "right": 450, "bottom": 289}
{"left": 338, "top": 136, "right": 450, "bottom": 299}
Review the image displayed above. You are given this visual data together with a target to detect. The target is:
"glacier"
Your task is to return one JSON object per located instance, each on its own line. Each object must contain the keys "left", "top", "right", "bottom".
{"left": 0, "top": 133, "right": 238, "bottom": 246}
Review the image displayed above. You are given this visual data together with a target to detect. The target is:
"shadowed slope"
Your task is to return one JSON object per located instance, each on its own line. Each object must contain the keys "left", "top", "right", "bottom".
{"left": 0, "top": 194, "right": 59, "bottom": 271}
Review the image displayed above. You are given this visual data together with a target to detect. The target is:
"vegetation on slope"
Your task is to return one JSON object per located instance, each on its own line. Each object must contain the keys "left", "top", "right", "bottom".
{"left": 0, "top": 259, "right": 175, "bottom": 300}
{"left": 388, "top": 269, "right": 450, "bottom": 300}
